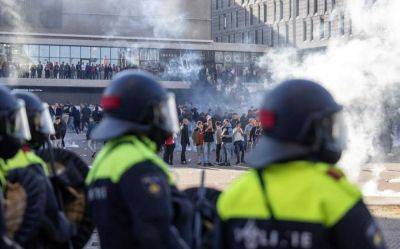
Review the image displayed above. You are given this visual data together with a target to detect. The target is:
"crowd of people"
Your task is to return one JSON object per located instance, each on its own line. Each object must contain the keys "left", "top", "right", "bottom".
{"left": 49, "top": 101, "right": 263, "bottom": 166}
{"left": 163, "top": 105, "right": 262, "bottom": 166}
{"left": 0, "top": 61, "right": 128, "bottom": 80}
{"left": 0, "top": 60, "right": 264, "bottom": 84}
{"left": 48, "top": 103, "right": 103, "bottom": 157}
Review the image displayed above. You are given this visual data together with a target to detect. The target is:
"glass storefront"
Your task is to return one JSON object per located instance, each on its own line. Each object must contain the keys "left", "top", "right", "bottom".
{"left": 0, "top": 43, "right": 264, "bottom": 82}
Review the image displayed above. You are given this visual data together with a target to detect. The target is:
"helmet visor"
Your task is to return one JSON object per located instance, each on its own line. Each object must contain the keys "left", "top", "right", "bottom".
{"left": 13, "top": 99, "right": 32, "bottom": 142}
{"left": 158, "top": 93, "right": 180, "bottom": 135}
{"left": 39, "top": 103, "right": 55, "bottom": 135}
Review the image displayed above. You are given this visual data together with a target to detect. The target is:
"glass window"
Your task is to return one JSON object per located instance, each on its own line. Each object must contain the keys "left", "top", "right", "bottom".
{"left": 91, "top": 47, "right": 100, "bottom": 59}
{"left": 236, "top": 10, "right": 239, "bottom": 27}
{"left": 249, "top": 7, "right": 253, "bottom": 25}
{"left": 50, "top": 46, "right": 59, "bottom": 57}
{"left": 60, "top": 57, "right": 70, "bottom": 64}
{"left": 60, "top": 46, "right": 70, "bottom": 58}
{"left": 101, "top": 47, "right": 110, "bottom": 60}
{"left": 111, "top": 59, "right": 118, "bottom": 66}
{"left": 285, "top": 23, "right": 289, "bottom": 44}
{"left": 310, "top": 19, "right": 314, "bottom": 40}
{"left": 50, "top": 57, "right": 59, "bottom": 63}
{"left": 30, "top": 57, "right": 39, "bottom": 63}
{"left": 328, "top": 20, "right": 332, "bottom": 37}
{"left": 139, "top": 48, "right": 159, "bottom": 61}
{"left": 245, "top": 9, "right": 247, "bottom": 26}
{"left": 224, "top": 52, "right": 233, "bottom": 63}
{"left": 71, "top": 46, "right": 80, "bottom": 58}
{"left": 41, "top": 58, "right": 50, "bottom": 64}
{"left": 22, "top": 45, "right": 29, "bottom": 57}
{"left": 320, "top": 18, "right": 325, "bottom": 39}
{"left": 263, "top": 4, "right": 267, "bottom": 22}
{"left": 71, "top": 58, "right": 80, "bottom": 65}
{"left": 81, "top": 47, "right": 90, "bottom": 58}
{"left": 39, "top": 45, "right": 49, "bottom": 57}
{"left": 277, "top": 26, "right": 280, "bottom": 44}
{"left": 314, "top": 0, "right": 318, "bottom": 14}
{"left": 223, "top": 14, "right": 227, "bottom": 29}
{"left": 340, "top": 13, "right": 345, "bottom": 35}
{"left": 29, "top": 45, "right": 39, "bottom": 57}
{"left": 111, "top": 48, "right": 119, "bottom": 59}
{"left": 270, "top": 29, "right": 274, "bottom": 46}
{"left": 215, "top": 52, "right": 224, "bottom": 63}
{"left": 39, "top": 57, "right": 49, "bottom": 63}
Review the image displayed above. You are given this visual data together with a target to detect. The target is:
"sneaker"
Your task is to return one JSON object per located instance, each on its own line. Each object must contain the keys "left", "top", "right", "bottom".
{"left": 226, "top": 163, "right": 231, "bottom": 166}
{"left": 235, "top": 161, "right": 240, "bottom": 165}
{"left": 207, "top": 163, "right": 214, "bottom": 166}
{"left": 181, "top": 161, "right": 187, "bottom": 164}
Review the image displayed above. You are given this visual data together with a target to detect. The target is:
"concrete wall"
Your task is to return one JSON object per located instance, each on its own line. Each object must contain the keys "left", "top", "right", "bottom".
{"left": 8, "top": 86, "right": 193, "bottom": 105}
{"left": 0, "top": 0, "right": 212, "bottom": 40}
{"left": 1, "top": 78, "right": 191, "bottom": 89}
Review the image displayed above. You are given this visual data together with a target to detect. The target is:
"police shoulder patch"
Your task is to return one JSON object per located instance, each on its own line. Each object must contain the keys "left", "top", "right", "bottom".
{"left": 141, "top": 176, "right": 163, "bottom": 196}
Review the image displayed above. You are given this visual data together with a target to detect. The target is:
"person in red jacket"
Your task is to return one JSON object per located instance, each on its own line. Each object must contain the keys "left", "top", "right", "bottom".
{"left": 163, "top": 135, "right": 175, "bottom": 165}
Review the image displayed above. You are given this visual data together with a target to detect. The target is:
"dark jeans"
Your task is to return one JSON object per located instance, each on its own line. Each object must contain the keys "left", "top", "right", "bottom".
{"left": 74, "top": 120, "right": 81, "bottom": 134}
{"left": 181, "top": 143, "right": 187, "bottom": 162}
{"left": 61, "top": 133, "right": 66, "bottom": 148}
{"left": 234, "top": 140, "right": 245, "bottom": 163}
{"left": 163, "top": 144, "right": 175, "bottom": 164}
{"left": 81, "top": 118, "right": 90, "bottom": 131}
{"left": 216, "top": 143, "right": 221, "bottom": 163}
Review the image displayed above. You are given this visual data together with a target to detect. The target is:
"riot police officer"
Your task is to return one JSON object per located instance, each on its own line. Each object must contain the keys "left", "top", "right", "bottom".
{"left": 215, "top": 79, "right": 386, "bottom": 249}
{"left": 86, "top": 70, "right": 192, "bottom": 249}
{"left": 0, "top": 85, "right": 33, "bottom": 248}
{"left": 12, "top": 91, "right": 76, "bottom": 248}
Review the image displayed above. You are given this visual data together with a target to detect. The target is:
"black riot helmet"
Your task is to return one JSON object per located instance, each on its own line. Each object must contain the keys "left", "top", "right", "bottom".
{"left": 249, "top": 79, "right": 346, "bottom": 168}
{"left": 0, "top": 85, "right": 31, "bottom": 159}
{"left": 12, "top": 91, "right": 55, "bottom": 149}
{"left": 90, "top": 70, "right": 179, "bottom": 146}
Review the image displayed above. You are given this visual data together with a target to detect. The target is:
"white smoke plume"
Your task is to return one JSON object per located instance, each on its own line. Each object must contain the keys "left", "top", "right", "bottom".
{"left": 258, "top": 0, "right": 400, "bottom": 193}
{"left": 85, "top": 0, "right": 189, "bottom": 39}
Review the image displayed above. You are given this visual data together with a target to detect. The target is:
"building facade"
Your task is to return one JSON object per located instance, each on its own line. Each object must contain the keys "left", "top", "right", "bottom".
{"left": 0, "top": 0, "right": 272, "bottom": 104}
{"left": 212, "top": 0, "right": 353, "bottom": 49}
{"left": 0, "top": 0, "right": 212, "bottom": 40}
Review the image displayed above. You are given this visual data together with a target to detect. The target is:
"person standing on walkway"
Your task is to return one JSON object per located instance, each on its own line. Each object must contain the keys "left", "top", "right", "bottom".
{"left": 180, "top": 119, "right": 190, "bottom": 164}
{"left": 203, "top": 118, "right": 214, "bottom": 166}
{"left": 233, "top": 123, "right": 245, "bottom": 164}
{"left": 192, "top": 121, "right": 204, "bottom": 165}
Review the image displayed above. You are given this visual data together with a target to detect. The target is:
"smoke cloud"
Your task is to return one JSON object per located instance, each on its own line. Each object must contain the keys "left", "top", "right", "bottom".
{"left": 258, "top": 0, "right": 400, "bottom": 194}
